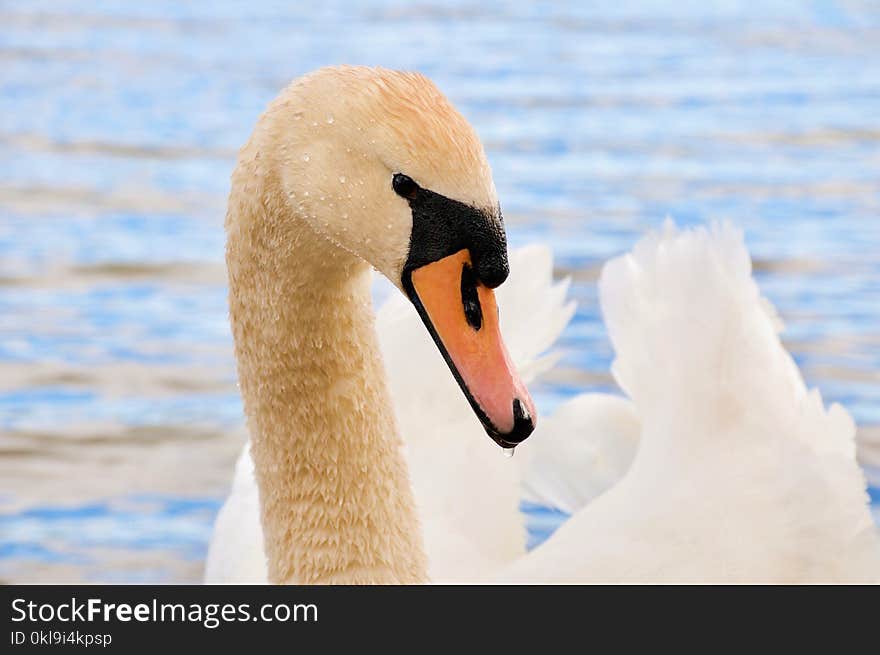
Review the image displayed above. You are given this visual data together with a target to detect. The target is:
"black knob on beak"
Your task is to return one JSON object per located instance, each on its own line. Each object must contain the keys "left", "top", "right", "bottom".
{"left": 470, "top": 218, "right": 509, "bottom": 289}
{"left": 474, "top": 251, "right": 509, "bottom": 289}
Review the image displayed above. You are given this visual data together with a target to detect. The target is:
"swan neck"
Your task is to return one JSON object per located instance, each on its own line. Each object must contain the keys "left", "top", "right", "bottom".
{"left": 226, "top": 169, "right": 427, "bottom": 584}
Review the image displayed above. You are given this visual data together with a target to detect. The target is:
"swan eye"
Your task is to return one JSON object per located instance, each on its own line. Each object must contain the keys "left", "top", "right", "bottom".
{"left": 392, "top": 173, "right": 419, "bottom": 200}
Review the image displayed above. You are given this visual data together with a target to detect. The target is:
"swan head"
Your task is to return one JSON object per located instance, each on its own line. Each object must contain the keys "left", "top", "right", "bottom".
{"left": 261, "top": 65, "right": 535, "bottom": 446}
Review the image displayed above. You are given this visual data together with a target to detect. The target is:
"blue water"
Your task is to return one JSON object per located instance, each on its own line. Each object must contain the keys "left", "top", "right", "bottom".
{"left": 1, "top": 1, "right": 879, "bottom": 582}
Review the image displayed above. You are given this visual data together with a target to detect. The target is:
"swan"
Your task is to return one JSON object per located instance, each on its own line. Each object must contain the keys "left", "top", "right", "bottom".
{"left": 206, "top": 65, "right": 880, "bottom": 583}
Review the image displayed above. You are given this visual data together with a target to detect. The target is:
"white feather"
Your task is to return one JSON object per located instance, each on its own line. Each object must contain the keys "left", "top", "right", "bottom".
{"left": 504, "top": 221, "right": 880, "bottom": 582}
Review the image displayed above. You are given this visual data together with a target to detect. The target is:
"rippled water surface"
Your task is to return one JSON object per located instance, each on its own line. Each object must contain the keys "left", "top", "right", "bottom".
{"left": 2, "top": 1, "right": 879, "bottom": 582}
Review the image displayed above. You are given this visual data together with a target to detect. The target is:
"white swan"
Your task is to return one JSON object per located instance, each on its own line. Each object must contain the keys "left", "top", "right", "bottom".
{"left": 206, "top": 66, "right": 880, "bottom": 583}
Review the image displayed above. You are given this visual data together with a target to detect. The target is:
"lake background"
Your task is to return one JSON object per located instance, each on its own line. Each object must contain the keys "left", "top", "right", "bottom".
{"left": 2, "top": 0, "right": 879, "bottom": 582}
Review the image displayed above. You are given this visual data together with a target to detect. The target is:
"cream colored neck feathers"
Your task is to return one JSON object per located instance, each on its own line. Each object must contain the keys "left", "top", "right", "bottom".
{"left": 226, "top": 168, "right": 428, "bottom": 583}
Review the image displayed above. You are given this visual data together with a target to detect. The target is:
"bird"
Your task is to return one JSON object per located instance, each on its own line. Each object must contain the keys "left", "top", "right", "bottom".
{"left": 206, "top": 66, "right": 880, "bottom": 584}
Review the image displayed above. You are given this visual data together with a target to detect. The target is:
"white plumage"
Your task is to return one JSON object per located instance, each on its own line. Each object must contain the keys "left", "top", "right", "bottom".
{"left": 206, "top": 221, "right": 880, "bottom": 583}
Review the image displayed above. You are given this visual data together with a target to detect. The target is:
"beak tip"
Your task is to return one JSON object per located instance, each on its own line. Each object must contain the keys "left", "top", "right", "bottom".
{"left": 489, "top": 397, "right": 535, "bottom": 447}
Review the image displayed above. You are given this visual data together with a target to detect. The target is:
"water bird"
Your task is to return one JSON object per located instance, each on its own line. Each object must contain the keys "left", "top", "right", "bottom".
{"left": 206, "top": 66, "right": 880, "bottom": 583}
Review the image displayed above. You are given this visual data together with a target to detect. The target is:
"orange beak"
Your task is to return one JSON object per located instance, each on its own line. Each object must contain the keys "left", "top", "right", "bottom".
{"left": 405, "top": 249, "right": 536, "bottom": 446}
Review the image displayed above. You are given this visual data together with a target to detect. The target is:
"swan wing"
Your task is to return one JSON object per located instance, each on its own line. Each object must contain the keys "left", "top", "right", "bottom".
{"left": 519, "top": 392, "right": 640, "bottom": 516}
{"left": 505, "top": 220, "right": 880, "bottom": 583}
